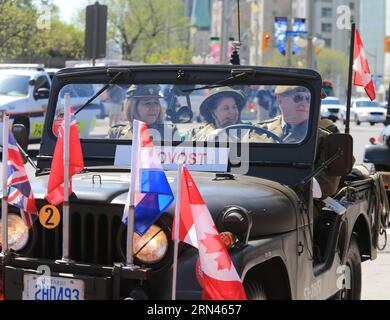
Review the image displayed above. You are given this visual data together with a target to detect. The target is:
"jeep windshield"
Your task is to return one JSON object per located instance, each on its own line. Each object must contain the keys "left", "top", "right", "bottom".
{"left": 53, "top": 83, "right": 312, "bottom": 145}
{"left": 40, "top": 66, "right": 321, "bottom": 183}
{"left": 0, "top": 75, "right": 29, "bottom": 96}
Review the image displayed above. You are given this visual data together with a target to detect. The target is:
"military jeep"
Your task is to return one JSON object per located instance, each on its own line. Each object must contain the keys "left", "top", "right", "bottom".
{"left": 1, "top": 65, "right": 388, "bottom": 300}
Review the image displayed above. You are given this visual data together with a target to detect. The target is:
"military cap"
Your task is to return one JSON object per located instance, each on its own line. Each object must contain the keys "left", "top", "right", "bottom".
{"left": 275, "top": 85, "right": 327, "bottom": 99}
{"left": 126, "top": 84, "right": 162, "bottom": 98}
{"left": 200, "top": 86, "right": 247, "bottom": 120}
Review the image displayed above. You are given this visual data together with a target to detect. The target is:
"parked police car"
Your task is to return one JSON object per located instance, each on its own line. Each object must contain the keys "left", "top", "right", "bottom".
{"left": 1, "top": 65, "right": 388, "bottom": 300}
{"left": 0, "top": 64, "right": 101, "bottom": 150}
{"left": 0, "top": 64, "right": 51, "bottom": 146}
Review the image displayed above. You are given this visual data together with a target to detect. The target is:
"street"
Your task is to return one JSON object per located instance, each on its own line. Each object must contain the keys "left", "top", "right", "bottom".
{"left": 1, "top": 119, "right": 389, "bottom": 300}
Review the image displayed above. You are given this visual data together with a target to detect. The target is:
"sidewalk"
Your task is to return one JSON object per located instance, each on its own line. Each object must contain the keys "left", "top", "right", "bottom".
{"left": 361, "top": 230, "right": 390, "bottom": 300}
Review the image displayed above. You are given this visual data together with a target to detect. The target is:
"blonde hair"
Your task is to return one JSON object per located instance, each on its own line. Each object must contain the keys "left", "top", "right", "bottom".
{"left": 123, "top": 97, "right": 164, "bottom": 124}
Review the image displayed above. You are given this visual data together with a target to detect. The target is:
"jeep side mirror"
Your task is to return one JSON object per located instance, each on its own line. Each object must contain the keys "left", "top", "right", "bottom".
{"left": 12, "top": 124, "right": 28, "bottom": 163}
{"left": 35, "top": 88, "right": 50, "bottom": 100}
{"left": 28, "top": 79, "right": 36, "bottom": 86}
{"left": 325, "top": 133, "right": 354, "bottom": 176}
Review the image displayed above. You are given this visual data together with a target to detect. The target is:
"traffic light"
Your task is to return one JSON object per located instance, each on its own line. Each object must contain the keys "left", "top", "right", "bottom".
{"left": 85, "top": 2, "right": 108, "bottom": 60}
{"left": 262, "top": 32, "right": 271, "bottom": 52}
{"left": 385, "top": 36, "right": 390, "bottom": 53}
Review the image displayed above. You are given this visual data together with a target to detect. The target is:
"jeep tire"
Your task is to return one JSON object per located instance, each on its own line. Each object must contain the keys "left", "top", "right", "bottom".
{"left": 244, "top": 278, "right": 267, "bottom": 300}
{"left": 335, "top": 236, "right": 362, "bottom": 300}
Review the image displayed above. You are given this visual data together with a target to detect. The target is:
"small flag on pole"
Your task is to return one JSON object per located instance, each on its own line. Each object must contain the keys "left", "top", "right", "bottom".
{"left": 46, "top": 103, "right": 84, "bottom": 205}
{"left": 122, "top": 120, "right": 174, "bottom": 236}
{"left": 353, "top": 28, "right": 376, "bottom": 101}
{"left": 7, "top": 128, "right": 37, "bottom": 227}
{"left": 175, "top": 167, "right": 247, "bottom": 300}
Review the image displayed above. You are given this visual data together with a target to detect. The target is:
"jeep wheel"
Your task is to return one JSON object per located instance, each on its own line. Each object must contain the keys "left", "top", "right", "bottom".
{"left": 336, "top": 236, "right": 362, "bottom": 300}
{"left": 244, "top": 279, "right": 267, "bottom": 300}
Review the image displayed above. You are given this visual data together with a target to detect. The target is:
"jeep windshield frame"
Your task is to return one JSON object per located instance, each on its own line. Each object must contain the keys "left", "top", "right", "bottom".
{"left": 38, "top": 65, "right": 322, "bottom": 186}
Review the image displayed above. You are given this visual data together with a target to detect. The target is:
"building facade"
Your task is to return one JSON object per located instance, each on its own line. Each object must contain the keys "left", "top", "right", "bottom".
{"left": 360, "top": 0, "right": 387, "bottom": 99}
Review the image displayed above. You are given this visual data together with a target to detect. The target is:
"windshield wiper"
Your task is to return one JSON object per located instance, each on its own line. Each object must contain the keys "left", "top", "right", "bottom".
{"left": 182, "top": 68, "right": 256, "bottom": 93}
{"left": 74, "top": 71, "right": 125, "bottom": 116}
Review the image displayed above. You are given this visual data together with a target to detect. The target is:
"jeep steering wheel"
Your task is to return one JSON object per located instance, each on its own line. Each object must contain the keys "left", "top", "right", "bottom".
{"left": 215, "top": 124, "right": 283, "bottom": 143}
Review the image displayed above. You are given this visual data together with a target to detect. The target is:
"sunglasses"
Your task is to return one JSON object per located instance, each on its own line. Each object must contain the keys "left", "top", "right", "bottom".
{"left": 291, "top": 94, "right": 311, "bottom": 104}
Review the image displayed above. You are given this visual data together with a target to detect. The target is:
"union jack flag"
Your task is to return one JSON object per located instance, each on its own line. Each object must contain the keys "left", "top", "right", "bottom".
{"left": 7, "top": 131, "right": 37, "bottom": 227}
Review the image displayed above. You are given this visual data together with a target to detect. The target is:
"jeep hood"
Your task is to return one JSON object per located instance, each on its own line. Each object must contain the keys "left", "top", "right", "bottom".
{"left": 30, "top": 171, "right": 299, "bottom": 238}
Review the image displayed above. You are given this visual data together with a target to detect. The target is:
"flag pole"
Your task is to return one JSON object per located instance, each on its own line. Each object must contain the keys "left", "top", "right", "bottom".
{"left": 172, "top": 163, "right": 183, "bottom": 300}
{"left": 345, "top": 23, "right": 356, "bottom": 135}
{"left": 125, "top": 120, "right": 140, "bottom": 269}
{"left": 1, "top": 113, "right": 9, "bottom": 254}
{"left": 62, "top": 94, "right": 71, "bottom": 261}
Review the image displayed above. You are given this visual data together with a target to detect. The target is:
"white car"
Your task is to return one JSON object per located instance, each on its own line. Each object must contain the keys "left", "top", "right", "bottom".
{"left": 0, "top": 64, "right": 51, "bottom": 145}
{"left": 320, "top": 96, "right": 343, "bottom": 122}
{"left": 339, "top": 98, "right": 386, "bottom": 126}
{"left": 0, "top": 66, "right": 102, "bottom": 148}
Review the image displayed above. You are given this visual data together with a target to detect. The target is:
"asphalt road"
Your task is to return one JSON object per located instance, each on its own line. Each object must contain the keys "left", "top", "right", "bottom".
{"left": 1, "top": 119, "right": 389, "bottom": 300}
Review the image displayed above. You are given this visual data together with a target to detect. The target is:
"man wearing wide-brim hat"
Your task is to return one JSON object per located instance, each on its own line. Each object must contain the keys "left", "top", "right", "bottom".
{"left": 188, "top": 86, "right": 247, "bottom": 141}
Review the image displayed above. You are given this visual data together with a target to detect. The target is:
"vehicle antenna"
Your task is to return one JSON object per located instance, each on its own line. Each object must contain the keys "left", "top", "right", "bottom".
{"left": 230, "top": 0, "right": 241, "bottom": 65}
{"left": 345, "top": 23, "right": 356, "bottom": 134}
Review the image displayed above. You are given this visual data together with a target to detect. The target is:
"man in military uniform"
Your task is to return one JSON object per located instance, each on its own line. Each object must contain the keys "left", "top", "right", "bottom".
{"left": 251, "top": 86, "right": 311, "bottom": 143}
{"left": 188, "top": 86, "right": 247, "bottom": 141}
{"left": 253, "top": 85, "right": 341, "bottom": 198}
{"left": 108, "top": 84, "right": 178, "bottom": 141}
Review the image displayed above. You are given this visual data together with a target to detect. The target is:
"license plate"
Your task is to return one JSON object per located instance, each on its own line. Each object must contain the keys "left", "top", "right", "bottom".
{"left": 23, "top": 274, "right": 85, "bottom": 300}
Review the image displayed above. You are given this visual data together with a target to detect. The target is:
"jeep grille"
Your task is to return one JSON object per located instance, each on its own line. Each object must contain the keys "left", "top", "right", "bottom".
{"left": 31, "top": 203, "right": 124, "bottom": 265}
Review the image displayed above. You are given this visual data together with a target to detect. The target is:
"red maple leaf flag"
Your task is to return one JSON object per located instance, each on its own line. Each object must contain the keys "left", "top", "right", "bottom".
{"left": 353, "top": 28, "right": 376, "bottom": 100}
{"left": 176, "top": 167, "right": 247, "bottom": 300}
{"left": 46, "top": 104, "right": 84, "bottom": 205}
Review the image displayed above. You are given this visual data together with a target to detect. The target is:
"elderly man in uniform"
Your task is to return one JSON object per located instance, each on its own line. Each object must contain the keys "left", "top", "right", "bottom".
{"left": 252, "top": 85, "right": 342, "bottom": 198}
{"left": 253, "top": 86, "right": 311, "bottom": 143}
{"left": 108, "top": 84, "right": 177, "bottom": 141}
{"left": 188, "top": 86, "right": 247, "bottom": 141}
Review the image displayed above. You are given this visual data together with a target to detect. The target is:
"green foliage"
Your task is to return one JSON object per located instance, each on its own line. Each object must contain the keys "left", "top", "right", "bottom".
{"left": 147, "top": 47, "right": 193, "bottom": 64}
{"left": 262, "top": 48, "right": 349, "bottom": 88}
{"left": 103, "top": 0, "right": 191, "bottom": 63}
{"left": 262, "top": 49, "right": 304, "bottom": 68}
{"left": 316, "top": 48, "right": 349, "bottom": 87}
{"left": 0, "top": 0, "right": 83, "bottom": 61}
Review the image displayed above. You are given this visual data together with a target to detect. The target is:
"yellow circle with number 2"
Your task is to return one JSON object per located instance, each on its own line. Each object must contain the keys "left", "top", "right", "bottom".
{"left": 39, "top": 205, "right": 61, "bottom": 229}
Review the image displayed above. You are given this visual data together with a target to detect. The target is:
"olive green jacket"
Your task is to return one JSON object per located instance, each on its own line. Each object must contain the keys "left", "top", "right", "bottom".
{"left": 108, "top": 122, "right": 178, "bottom": 141}
{"left": 252, "top": 116, "right": 341, "bottom": 198}
{"left": 250, "top": 116, "right": 308, "bottom": 143}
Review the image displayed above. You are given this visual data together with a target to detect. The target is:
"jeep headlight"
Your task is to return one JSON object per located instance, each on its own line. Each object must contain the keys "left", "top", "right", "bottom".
{"left": 0, "top": 214, "right": 29, "bottom": 251}
{"left": 133, "top": 225, "right": 168, "bottom": 265}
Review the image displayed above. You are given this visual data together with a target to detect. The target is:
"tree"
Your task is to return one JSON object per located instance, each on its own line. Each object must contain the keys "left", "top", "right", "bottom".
{"left": 147, "top": 47, "right": 193, "bottom": 64}
{"left": 103, "top": 0, "right": 191, "bottom": 63}
{"left": 0, "top": 1, "right": 38, "bottom": 58}
{"left": 316, "top": 48, "right": 349, "bottom": 87}
{"left": 262, "top": 49, "right": 304, "bottom": 68}
{"left": 0, "top": 0, "right": 84, "bottom": 61}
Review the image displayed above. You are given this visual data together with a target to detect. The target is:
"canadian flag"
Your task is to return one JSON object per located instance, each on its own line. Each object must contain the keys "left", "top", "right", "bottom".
{"left": 353, "top": 28, "right": 376, "bottom": 100}
{"left": 176, "top": 167, "right": 247, "bottom": 300}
